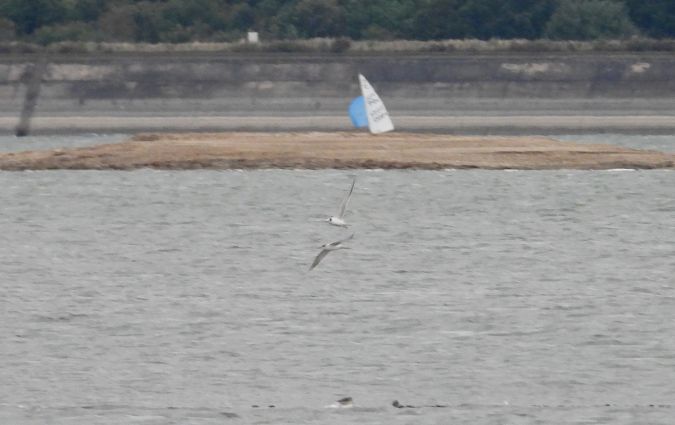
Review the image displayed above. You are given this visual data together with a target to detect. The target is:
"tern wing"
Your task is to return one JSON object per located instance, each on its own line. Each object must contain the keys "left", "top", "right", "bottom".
{"left": 337, "top": 178, "right": 356, "bottom": 219}
{"left": 309, "top": 249, "right": 330, "bottom": 271}
{"left": 328, "top": 233, "right": 355, "bottom": 248}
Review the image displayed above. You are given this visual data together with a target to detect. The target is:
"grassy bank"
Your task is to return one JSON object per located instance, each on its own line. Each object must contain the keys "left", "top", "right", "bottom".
{"left": 0, "top": 132, "right": 672, "bottom": 171}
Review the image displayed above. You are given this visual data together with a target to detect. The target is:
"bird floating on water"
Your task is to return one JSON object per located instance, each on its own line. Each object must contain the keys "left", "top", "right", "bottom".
{"left": 309, "top": 233, "right": 354, "bottom": 271}
{"left": 325, "top": 397, "right": 354, "bottom": 408}
{"left": 327, "top": 177, "right": 355, "bottom": 227}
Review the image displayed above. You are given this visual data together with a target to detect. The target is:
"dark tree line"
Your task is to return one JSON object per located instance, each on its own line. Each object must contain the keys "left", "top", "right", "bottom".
{"left": 0, "top": 0, "right": 673, "bottom": 44}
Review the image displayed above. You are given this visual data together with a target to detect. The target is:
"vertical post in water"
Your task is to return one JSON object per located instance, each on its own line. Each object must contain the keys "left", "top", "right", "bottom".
{"left": 16, "top": 56, "right": 47, "bottom": 137}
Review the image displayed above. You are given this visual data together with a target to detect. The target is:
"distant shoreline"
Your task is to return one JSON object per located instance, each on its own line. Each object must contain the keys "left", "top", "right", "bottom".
{"left": 4, "top": 50, "right": 675, "bottom": 137}
{"left": 3, "top": 38, "right": 675, "bottom": 56}
{"left": 0, "top": 132, "right": 672, "bottom": 171}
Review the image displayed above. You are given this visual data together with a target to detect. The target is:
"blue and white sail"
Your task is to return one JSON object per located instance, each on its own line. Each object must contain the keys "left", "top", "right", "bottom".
{"left": 348, "top": 74, "right": 394, "bottom": 134}
{"left": 348, "top": 96, "right": 368, "bottom": 128}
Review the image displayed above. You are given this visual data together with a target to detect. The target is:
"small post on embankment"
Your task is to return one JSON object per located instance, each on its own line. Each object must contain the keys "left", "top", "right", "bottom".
{"left": 15, "top": 55, "right": 47, "bottom": 137}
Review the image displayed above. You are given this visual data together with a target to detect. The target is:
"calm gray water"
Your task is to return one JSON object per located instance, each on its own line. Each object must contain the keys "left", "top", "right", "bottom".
{"left": 1, "top": 138, "right": 674, "bottom": 424}
{"left": 0, "top": 134, "right": 129, "bottom": 153}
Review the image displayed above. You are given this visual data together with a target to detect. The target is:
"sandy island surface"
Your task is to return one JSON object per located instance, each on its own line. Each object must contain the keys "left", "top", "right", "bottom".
{"left": 0, "top": 132, "right": 673, "bottom": 170}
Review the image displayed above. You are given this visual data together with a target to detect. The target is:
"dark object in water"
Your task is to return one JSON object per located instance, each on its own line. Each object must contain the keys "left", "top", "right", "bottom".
{"left": 392, "top": 400, "right": 415, "bottom": 408}
{"left": 392, "top": 400, "right": 448, "bottom": 408}
{"left": 337, "top": 397, "right": 353, "bottom": 406}
{"left": 220, "top": 411, "right": 240, "bottom": 418}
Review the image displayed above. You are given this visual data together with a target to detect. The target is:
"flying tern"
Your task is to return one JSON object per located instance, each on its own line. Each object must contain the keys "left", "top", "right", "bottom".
{"left": 309, "top": 233, "right": 354, "bottom": 271}
{"left": 327, "top": 177, "right": 355, "bottom": 227}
